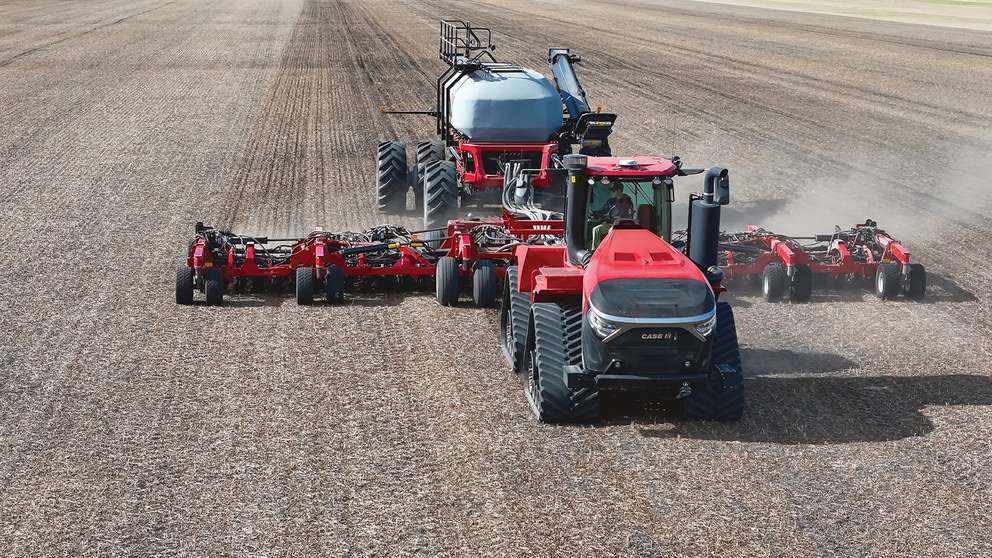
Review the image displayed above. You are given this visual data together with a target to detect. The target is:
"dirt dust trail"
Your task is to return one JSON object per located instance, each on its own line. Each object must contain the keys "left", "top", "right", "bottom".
{"left": 1, "top": 0, "right": 991, "bottom": 555}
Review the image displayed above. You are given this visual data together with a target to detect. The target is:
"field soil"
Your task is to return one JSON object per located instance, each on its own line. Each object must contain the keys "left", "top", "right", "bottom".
{"left": 1, "top": 0, "right": 991, "bottom": 555}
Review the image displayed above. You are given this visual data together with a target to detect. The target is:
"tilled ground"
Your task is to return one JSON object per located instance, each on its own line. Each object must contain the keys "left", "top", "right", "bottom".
{"left": 1, "top": 1, "right": 991, "bottom": 556}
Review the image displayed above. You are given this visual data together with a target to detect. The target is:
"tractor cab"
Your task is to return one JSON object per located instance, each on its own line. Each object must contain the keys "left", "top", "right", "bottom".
{"left": 582, "top": 156, "right": 678, "bottom": 249}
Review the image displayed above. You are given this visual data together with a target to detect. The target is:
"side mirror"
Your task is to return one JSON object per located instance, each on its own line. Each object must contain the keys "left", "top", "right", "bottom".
{"left": 705, "top": 166, "right": 730, "bottom": 206}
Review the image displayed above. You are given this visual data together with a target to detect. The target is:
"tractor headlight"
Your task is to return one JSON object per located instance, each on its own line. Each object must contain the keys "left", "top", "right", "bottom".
{"left": 695, "top": 312, "right": 717, "bottom": 337}
{"left": 588, "top": 306, "right": 619, "bottom": 339}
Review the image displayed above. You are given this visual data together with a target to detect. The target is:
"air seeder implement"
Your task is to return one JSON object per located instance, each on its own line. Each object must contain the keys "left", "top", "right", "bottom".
{"left": 175, "top": 20, "right": 927, "bottom": 423}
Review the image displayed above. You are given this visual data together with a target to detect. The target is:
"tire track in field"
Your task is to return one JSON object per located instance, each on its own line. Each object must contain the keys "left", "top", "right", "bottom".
{"left": 218, "top": 0, "right": 442, "bottom": 234}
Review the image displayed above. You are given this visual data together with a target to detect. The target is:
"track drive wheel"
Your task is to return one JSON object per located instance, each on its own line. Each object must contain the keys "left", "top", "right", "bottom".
{"left": 176, "top": 266, "right": 194, "bottom": 305}
{"left": 762, "top": 263, "right": 787, "bottom": 302}
{"left": 903, "top": 263, "right": 926, "bottom": 300}
{"left": 422, "top": 161, "right": 459, "bottom": 245}
{"left": 376, "top": 140, "right": 407, "bottom": 213}
{"left": 788, "top": 263, "right": 812, "bottom": 303}
{"left": 875, "top": 263, "right": 900, "bottom": 300}
{"left": 683, "top": 302, "right": 745, "bottom": 421}
{"left": 472, "top": 261, "right": 498, "bottom": 307}
{"left": 436, "top": 256, "right": 459, "bottom": 306}
{"left": 204, "top": 268, "right": 225, "bottom": 306}
{"left": 414, "top": 140, "right": 444, "bottom": 210}
{"left": 499, "top": 266, "right": 531, "bottom": 372}
{"left": 296, "top": 267, "right": 315, "bottom": 305}
{"left": 525, "top": 303, "right": 600, "bottom": 424}
{"left": 325, "top": 265, "right": 345, "bottom": 303}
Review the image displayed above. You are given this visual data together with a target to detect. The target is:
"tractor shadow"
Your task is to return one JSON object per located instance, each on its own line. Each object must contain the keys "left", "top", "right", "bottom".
{"left": 630, "top": 372, "right": 992, "bottom": 444}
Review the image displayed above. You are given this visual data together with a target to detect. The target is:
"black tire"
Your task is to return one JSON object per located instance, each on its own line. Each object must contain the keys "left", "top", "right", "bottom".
{"left": 683, "top": 302, "right": 745, "bottom": 421}
{"left": 525, "top": 303, "right": 600, "bottom": 424}
{"left": 296, "top": 267, "right": 315, "bottom": 305}
{"left": 875, "top": 263, "right": 900, "bottom": 300}
{"left": 435, "top": 256, "right": 459, "bottom": 306}
{"left": 472, "top": 261, "right": 498, "bottom": 307}
{"left": 415, "top": 141, "right": 444, "bottom": 210}
{"left": 376, "top": 140, "right": 407, "bottom": 213}
{"left": 762, "top": 262, "right": 787, "bottom": 302}
{"left": 204, "top": 267, "right": 224, "bottom": 306}
{"left": 499, "top": 266, "right": 531, "bottom": 372}
{"left": 788, "top": 263, "right": 812, "bottom": 303}
{"left": 903, "top": 263, "right": 926, "bottom": 300}
{"left": 325, "top": 265, "right": 345, "bottom": 303}
{"left": 422, "top": 160, "right": 459, "bottom": 244}
{"left": 176, "top": 266, "right": 194, "bottom": 305}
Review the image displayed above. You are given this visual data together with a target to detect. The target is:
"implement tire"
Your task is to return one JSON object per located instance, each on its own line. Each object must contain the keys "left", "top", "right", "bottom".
{"left": 436, "top": 256, "right": 459, "bottom": 306}
{"left": 788, "top": 263, "right": 812, "bottom": 303}
{"left": 762, "top": 262, "right": 786, "bottom": 302}
{"left": 415, "top": 140, "right": 444, "bottom": 210}
{"left": 376, "top": 140, "right": 407, "bottom": 213}
{"left": 296, "top": 267, "right": 315, "bottom": 306}
{"left": 525, "top": 303, "right": 600, "bottom": 424}
{"left": 176, "top": 266, "right": 194, "bottom": 305}
{"left": 499, "top": 266, "right": 531, "bottom": 372}
{"left": 422, "top": 161, "right": 459, "bottom": 245}
{"left": 204, "top": 268, "right": 224, "bottom": 306}
{"left": 472, "top": 261, "right": 498, "bottom": 307}
{"left": 325, "top": 265, "right": 345, "bottom": 303}
{"left": 903, "top": 263, "right": 926, "bottom": 300}
{"left": 683, "top": 302, "right": 745, "bottom": 421}
{"left": 875, "top": 263, "right": 900, "bottom": 300}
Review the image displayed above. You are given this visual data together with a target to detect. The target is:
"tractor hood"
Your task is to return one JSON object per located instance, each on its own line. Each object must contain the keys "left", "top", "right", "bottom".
{"left": 583, "top": 228, "right": 714, "bottom": 321}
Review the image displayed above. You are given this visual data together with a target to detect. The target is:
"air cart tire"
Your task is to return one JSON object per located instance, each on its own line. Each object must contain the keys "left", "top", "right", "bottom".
{"left": 296, "top": 267, "right": 315, "bottom": 305}
{"left": 683, "top": 302, "right": 745, "bottom": 421}
{"left": 762, "top": 263, "right": 787, "bottom": 302}
{"left": 422, "top": 161, "right": 459, "bottom": 244}
{"left": 903, "top": 263, "right": 926, "bottom": 300}
{"left": 525, "top": 303, "right": 600, "bottom": 424}
{"left": 472, "top": 261, "right": 498, "bottom": 307}
{"left": 204, "top": 268, "right": 224, "bottom": 306}
{"left": 875, "top": 263, "right": 900, "bottom": 300}
{"left": 788, "top": 263, "right": 812, "bottom": 303}
{"left": 436, "top": 256, "right": 459, "bottom": 306}
{"left": 414, "top": 141, "right": 444, "bottom": 210}
{"left": 325, "top": 265, "right": 345, "bottom": 304}
{"left": 500, "top": 266, "right": 530, "bottom": 372}
{"left": 176, "top": 266, "right": 194, "bottom": 305}
{"left": 376, "top": 140, "right": 407, "bottom": 214}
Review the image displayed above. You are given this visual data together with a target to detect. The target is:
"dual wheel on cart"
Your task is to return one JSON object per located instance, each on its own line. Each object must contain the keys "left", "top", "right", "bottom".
{"left": 758, "top": 261, "right": 926, "bottom": 302}
{"left": 376, "top": 140, "right": 457, "bottom": 241}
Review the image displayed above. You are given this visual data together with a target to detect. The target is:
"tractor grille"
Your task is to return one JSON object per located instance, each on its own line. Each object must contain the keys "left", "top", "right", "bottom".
{"left": 481, "top": 151, "right": 543, "bottom": 175}
{"left": 606, "top": 328, "right": 707, "bottom": 374}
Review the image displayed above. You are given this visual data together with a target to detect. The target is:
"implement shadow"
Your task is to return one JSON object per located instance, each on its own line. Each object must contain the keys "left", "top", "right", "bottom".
{"left": 636, "top": 373, "right": 992, "bottom": 444}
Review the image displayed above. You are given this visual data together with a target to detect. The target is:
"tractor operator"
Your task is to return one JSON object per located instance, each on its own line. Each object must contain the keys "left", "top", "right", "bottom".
{"left": 590, "top": 182, "right": 634, "bottom": 249}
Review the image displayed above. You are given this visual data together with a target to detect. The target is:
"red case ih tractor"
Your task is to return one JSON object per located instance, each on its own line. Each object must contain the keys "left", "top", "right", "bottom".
{"left": 500, "top": 154, "right": 743, "bottom": 423}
